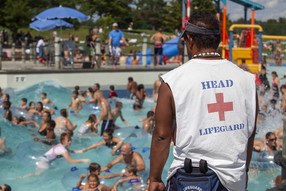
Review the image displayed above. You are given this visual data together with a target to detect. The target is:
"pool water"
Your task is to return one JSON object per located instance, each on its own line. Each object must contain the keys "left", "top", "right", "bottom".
{"left": 0, "top": 81, "right": 281, "bottom": 190}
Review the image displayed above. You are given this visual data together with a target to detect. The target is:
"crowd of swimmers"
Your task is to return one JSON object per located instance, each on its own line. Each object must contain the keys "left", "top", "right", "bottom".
{"left": 0, "top": 76, "right": 161, "bottom": 190}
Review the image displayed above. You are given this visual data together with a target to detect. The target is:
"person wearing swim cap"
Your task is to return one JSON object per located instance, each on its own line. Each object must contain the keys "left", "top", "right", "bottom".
{"left": 149, "top": 11, "right": 257, "bottom": 191}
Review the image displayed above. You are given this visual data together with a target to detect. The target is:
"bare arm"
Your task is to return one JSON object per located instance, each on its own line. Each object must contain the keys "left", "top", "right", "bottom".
{"left": 19, "top": 121, "right": 40, "bottom": 127}
{"left": 121, "top": 37, "right": 129, "bottom": 46}
{"left": 66, "top": 119, "right": 77, "bottom": 131}
{"left": 48, "top": 99, "right": 54, "bottom": 106}
{"left": 76, "top": 174, "right": 86, "bottom": 187}
{"left": 108, "top": 37, "right": 112, "bottom": 46}
{"left": 245, "top": 92, "right": 258, "bottom": 188}
{"left": 101, "top": 155, "right": 122, "bottom": 172}
{"left": 149, "top": 82, "right": 174, "bottom": 191}
{"left": 82, "top": 140, "right": 105, "bottom": 152}
{"left": 119, "top": 112, "right": 131, "bottom": 126}
{"left": 62, "top": 151, "right": 90, "bottom": 163}
{"left": 111, "top": 137, "right": 123, "bottom": 156}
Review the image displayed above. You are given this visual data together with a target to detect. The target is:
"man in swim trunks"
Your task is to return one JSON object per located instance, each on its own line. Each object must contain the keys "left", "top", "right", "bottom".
{"left": 127, "top": 77, "right": 137, "bottom": 100}
{"left": 109, "top": 23, "right": 129, "bottom": 69}
{"left": 149, "top": 11, "right": 257, "bottom": 191}
{"left": 67, "top": 91, "right": 82, "bottom": 114}
{"left": 151, "top": 28, "right": 166, "bottom": 66}
{"left": 40, "top": 92, "right": 54, "bottom": 106}
{"left": 94, "top": 92, "right": 113, "bottom": 136}
{"left": 101, "top": 143, "right": 145, "bottom": 172}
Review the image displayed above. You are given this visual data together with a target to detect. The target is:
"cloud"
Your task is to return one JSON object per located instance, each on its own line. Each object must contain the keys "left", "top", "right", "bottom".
{"left": 227, "top": 0, "right": 285, "bottom": 21}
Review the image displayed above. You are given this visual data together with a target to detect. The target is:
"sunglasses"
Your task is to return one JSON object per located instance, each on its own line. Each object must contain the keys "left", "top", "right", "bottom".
{"left": 268, "top": 137, "right": 277, "bottom": 142}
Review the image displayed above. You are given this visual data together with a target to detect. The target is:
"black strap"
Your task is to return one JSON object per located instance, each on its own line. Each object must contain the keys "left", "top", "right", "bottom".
{"left": 184, "top": 158, "right": 192, "bottom": 173}
{"left": 199, "top": 159, "right": 208, "bottom": 174}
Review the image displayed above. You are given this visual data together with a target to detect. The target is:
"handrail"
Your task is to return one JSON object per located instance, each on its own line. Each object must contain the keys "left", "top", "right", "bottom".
{"left": 262, "top": 35, "right": 286, "bottom": 40}
{"left": 229, "top": 24, "right": 263, "bottom": 32}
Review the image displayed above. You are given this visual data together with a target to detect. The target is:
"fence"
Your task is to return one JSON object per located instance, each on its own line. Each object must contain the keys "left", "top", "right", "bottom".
{"left": 0, "top": 37, "right": 189, "bottom": 70}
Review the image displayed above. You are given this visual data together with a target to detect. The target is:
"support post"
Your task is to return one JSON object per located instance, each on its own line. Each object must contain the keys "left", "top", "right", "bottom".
{"left": 22, "top": 42, "right": 26, "bottom": 64}
{"left": 95, "top": 38, "right": 101, "bottom": 69}
{"left": 12, "top": 43, "right": 15, "bottom": 62}
{"left": 105, "top": 40, "right": 110, "bottom": 66}
{"left": 222, "top": 5, "right": 227, "bottom": 59}
{"left": 55, "top": 37, "right": 61, "bottom": 69}
{"left": 29, "top": 43, "right": 33, "bottom": 61}
{"left": 244, "top": 7, "right": 248, "bottom": 24}
{"left": 150, "top": 40, "right": 155, "bottom": 67}
{"left": 184, "top": 42, "right": 189, "bottom": 64}
{"left": 142, "top": 38, "right": 147, "bottom": 67}
{"left": 33, "top": 42, "right": 37, "bottom": 64}
{"left": 282, "top": 116, "right": 286, "bottom": 183}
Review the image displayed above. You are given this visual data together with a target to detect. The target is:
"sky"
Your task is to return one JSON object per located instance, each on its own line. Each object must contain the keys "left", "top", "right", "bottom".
{"left": 227, "top": 0, "right": 286, "bottom": 21}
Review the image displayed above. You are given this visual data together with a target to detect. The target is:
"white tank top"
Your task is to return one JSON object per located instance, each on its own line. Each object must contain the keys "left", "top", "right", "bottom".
{"left": 162, "top": 59, "right": 256, "bottom": 191}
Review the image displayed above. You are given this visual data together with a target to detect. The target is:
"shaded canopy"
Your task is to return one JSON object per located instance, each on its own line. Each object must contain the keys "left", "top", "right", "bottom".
{"left": 30, "top": 19, "right": 73, "bottom": 31}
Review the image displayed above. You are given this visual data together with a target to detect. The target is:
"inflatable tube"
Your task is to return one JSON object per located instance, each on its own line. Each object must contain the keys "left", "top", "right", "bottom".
{"left": 113, "top": 126, "right": 136, "bottom": 140}
{"left": 126, "top": 37, "right": 180, "bottom": 65}
{"left": 250, "top": 151, "right": 279, "bottom": 170}
{"left": 124, "top": 128, "right": 151, "bottom": 148}
{"left": 16, "top": 141, "right": 51, "bottom": 167}
{"left": 83, "top": 104, "right": 100, "bottom": 114}
{"left": 10, "top": 107, "right": 28, "bottom": 118}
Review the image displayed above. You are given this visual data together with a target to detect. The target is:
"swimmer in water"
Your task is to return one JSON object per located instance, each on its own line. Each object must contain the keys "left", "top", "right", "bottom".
{"left": 101, "top": 143, "right": 145, "bottom": 172}
{"left": 0, "top": 184, "right": 11, "bottom": 191}
{"left": 12, "top": 116, "right": 39, "bottom": 127}
{"left": 77, "top": 174, "right": 109, "bottom": 191}
{"left": 34, "top": 120, "right": 56, "bottom": 145}
{"left": 3, "top": 101, "right": 12, "bottom": 121}
{"left": 76, "top": 114, "right": 98, "bottom": 135}
{"left": 110, "top": 165, "right": 142, "bottom": 191}
{"left": 18, "top": 132, "right": 90, "bottom": 178}
{"left": 74, "top": 129, "right": 123, "bottom": 156}
{"left": 111, "top": 102, "right": 132, "bottom": 128}
{"left": 133, "top": 84, "right": 149, "bottom": 110}
{"left": 38, "top": 111, "right": 52, "bottom": 136}
{"left": 54, "top": 109, "right": 77, "bottom": 137}
{"left": 20, "top": 98, "right": 28, "bottom": 110}
{"left": 127, "top": 77, "right": 137, "bottom": 100}
{"left": 67, "top": 91, "right": 82, "bottom": 114}
{"left": 253, "top": 132, "right": 282, "bottom": 152}
{"left": 40, "top": 92, "right": 54, "bottom": 106}
{"left": 142, "top": 111, "right": 155, "bottom": 134}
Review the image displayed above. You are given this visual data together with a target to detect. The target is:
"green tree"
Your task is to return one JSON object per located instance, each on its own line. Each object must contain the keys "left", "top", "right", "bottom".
{"left": 79, "top": 0, "right": 133, "bottom": 28}
{"left": 191, "top": 0, "right": 217, "bottom": 14}
{"left": 162, "top": 0, "right": 182, "bottom": 32}
{"left": 135, "top": 0, "right": 167, "bottom": 30}
{"left": 1, "top": 0, "right": 33, "bottom": 35}
{"left": 96, "top": 15, "right": 115, "bottom": 41}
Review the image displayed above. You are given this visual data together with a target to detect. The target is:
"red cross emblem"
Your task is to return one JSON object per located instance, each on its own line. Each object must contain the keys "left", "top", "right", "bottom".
{"left": 207, "top": 93, "right": 233, "bottom": 121}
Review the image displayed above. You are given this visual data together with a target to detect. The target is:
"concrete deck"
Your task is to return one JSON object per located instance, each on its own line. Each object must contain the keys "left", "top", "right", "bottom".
{"left": 0, "top": 61, "right": 178, "bottom": 90}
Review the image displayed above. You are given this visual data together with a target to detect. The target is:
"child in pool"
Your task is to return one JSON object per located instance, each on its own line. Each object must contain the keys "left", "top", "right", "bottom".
{"left": 110, "top": 165, "right": 141, "bottom": 191}
{"left": 12, "top": 116, "right": 39, "bottom": 127}
{"left": 67, "top": 91, "right": 82, "bottom": 114}
{"left": 3, "top": 101, "right": 12, "bottom": 121}
{"left": 19, "top": 132, "right": 90, "bottom": 178}
{"left": 76, "top": 114, "right": 98, "bottom": 135}
{"left": 74, "top": 129, "right": 123, "bottom": 155}
{"left": 34, "top": 120, "right": 56, "bottom": 145}
{"left": 77, "top": 174, "right": 109, "bottom": 191}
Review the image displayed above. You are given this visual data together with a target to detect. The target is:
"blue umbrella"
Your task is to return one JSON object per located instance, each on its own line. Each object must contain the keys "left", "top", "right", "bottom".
{"left": 33, "top": 6, "right": 90, "bottom": 21}
{"left": 30, "top": 19, "right": 73, "bottom": 31}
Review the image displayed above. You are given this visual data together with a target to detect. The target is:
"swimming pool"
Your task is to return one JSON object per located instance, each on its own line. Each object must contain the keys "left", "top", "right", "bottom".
{"left": 0, "top": 81, "right": 281, "bottom": 190}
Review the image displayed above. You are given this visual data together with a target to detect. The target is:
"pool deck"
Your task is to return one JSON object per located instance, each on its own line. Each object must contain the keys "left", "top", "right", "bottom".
{"left": 0, "top": 59, "right": 284, "bottom": 90}
{"left": 0, "top": 61, "right": 178, "bottom": 90}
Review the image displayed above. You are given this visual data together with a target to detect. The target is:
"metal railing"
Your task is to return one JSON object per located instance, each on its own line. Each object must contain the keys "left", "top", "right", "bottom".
{"left": 0, "top": 37, "right": 189, "bottom": 70}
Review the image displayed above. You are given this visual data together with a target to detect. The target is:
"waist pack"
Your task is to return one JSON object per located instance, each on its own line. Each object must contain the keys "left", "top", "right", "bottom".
{"left": 174, "top": 159, "right": 226, "bottom": 191}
